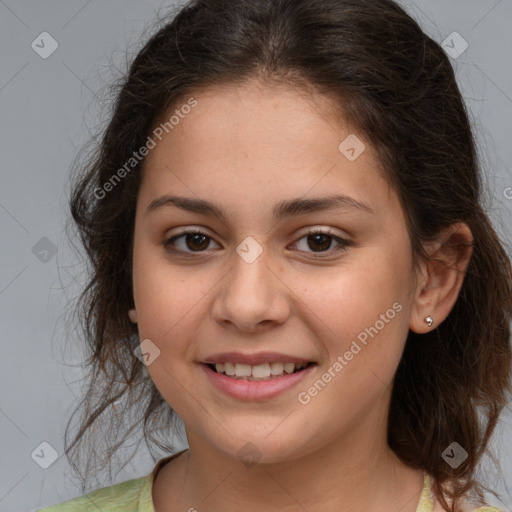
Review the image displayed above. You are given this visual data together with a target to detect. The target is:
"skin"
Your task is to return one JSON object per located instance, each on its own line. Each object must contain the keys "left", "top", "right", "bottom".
{"left": 129, "top": 76, "right": 473, "bottom": 512}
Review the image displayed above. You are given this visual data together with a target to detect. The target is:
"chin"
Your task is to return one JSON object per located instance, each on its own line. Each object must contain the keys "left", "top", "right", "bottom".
{"left": 200, "top": 428, "right": 316, "bottom": 467}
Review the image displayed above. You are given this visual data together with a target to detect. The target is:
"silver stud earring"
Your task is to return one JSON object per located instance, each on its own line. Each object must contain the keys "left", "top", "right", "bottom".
{"left": 128, "top": 308, "right": 138, "bottom": 323}
{"left": 424, "top": 316, "right": 433, "bottom": 327}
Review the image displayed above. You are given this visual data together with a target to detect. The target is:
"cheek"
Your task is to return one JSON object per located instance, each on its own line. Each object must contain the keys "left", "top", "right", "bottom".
{"left": 296, "top": 250, "right": 412, "bottom": 382}
{"left": 131, "top": 238, "right": 197, "bottom": 342}
{"left": 131, "top": 255, "right": 208, "bottom": 412}
{"left": 133, "top": 267, "right": 205, "bottom": 342}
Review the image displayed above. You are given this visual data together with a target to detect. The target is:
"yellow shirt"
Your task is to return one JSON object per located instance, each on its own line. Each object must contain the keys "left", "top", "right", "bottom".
{"left": 36, "top": 452, "right": 505, "bottom": 512}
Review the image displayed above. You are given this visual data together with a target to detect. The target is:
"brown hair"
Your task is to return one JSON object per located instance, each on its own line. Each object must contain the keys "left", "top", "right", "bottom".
{"left": 65, "top": 0, "right": 512, "bottom": 509}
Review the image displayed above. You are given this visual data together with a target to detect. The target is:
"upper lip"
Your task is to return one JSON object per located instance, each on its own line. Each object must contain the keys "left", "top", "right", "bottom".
{"left": 201, "top": 352, "right": 314, "bottom": 366}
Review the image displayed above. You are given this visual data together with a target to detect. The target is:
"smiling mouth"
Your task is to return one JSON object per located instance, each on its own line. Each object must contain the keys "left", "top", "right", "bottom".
{"left": 206, "top": 362, "right": 316, "bottom": 381}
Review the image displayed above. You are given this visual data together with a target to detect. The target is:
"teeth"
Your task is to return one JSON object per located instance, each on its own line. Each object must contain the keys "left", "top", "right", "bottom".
{"left": 270, "top": 362, "right": 284, "bottom": 375}
{"left": 252, "top": 363, "right": 271, "bottom": 378}
{"left": 234, "top": 363, "right": 251, "bottom": 377}
{"left": 283, "top": 363, "right": 295, "bottom": 374}
{"left": 210, "top": 361, "right": 310, "bottom": 380}
{"left": 224, "top": 362, "right": 235, "bottom": 376}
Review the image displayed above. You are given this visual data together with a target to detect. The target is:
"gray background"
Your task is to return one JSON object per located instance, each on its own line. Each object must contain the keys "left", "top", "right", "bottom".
{"left": 0, "top": 1, "right": 511, "bottom": 511}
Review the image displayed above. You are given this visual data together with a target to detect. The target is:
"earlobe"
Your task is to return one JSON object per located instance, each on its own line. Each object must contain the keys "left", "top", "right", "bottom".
{"left": 409, "top": 223, "right": 473, "bottom": 334}
{"left": 128, "top": 308, "right": 138, "bottom": 323}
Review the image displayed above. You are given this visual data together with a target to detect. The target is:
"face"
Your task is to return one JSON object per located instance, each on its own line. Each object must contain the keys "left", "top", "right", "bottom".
{"left": 131, "top": 77, "right": 418, "bottom": 464}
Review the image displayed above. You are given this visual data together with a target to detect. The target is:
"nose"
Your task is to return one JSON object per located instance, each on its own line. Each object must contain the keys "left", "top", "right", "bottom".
{"left": 211, "top": 245, "right": 291, "bottom": 333}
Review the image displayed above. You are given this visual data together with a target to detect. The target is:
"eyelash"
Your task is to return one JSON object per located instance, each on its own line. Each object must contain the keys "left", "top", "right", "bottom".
{"left": 163, "top": 227, "right": 352, "bottom": 259}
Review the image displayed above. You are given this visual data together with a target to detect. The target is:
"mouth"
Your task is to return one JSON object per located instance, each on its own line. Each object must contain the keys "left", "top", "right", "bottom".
{"left": 205, "top": 361, "right": 315, "bottom": 381}
{"left": 200, "top": 359, "right": 317, "bottom": 400}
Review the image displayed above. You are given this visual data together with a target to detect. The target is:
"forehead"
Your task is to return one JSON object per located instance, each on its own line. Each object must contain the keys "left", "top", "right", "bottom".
{"left": 150, "top": 78, "right": 351, "bottom": 162}
{"left": 139, "top": 78, "right": 397, "bottom": 223}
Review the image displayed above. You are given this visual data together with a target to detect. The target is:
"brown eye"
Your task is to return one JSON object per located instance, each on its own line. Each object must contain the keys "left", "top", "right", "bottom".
{"left": 163, "top": 229, "right": 219, "bottom": 254}
{"left": 183, "top": 233, "right": 210, "bottom": 251}
{"left": 292, "top": 228, "right": 351, "bottom": 257}
{"left": 163, "top": 227, "right": 351, "bottom": 258}
{"left": 306, "top": 233, "right": 333, "bottom": 252}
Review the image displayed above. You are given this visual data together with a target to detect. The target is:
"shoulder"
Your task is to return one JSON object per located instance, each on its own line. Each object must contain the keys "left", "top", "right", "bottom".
{"left": 454, "top": 493, "right": 506, "bottom": 512}
{"left": 469, "top": 508, "right": 505, "bottom": 512}
{"left": 35, "top": 474, "right": 151, "bottom": 512}
{"left": 425, "top": 474, "right": 505, "bottom": 512}
{"left": 34, "top": 453, "right": 183, "bottom": 512}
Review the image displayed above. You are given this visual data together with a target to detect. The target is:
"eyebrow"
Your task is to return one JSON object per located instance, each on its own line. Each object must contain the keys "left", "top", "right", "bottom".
{"left": 144, "top": 193, "right": 374, "bottom": 221}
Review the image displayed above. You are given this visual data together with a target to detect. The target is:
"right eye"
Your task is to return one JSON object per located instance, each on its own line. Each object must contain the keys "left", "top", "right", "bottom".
{"left": 163, "top": 228, "right": 221, "bottom": 255}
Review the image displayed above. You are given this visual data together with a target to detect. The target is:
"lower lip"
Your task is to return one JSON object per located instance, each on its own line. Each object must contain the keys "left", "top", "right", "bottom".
{"left": 200, "top": 363, "right": 315, "bottom": 400}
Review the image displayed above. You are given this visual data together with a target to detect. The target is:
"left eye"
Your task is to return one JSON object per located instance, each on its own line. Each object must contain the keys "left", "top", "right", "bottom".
{"left": 292, "top": 229, "right": 351, "bottom": 256}
{"left": 163, "top": 228, "right": 351, "bottom": 257}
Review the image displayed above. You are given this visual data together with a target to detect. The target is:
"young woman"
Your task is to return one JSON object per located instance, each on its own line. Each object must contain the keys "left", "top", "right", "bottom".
{"left": 37, "top": 0, "right": 512, "bottom": 511}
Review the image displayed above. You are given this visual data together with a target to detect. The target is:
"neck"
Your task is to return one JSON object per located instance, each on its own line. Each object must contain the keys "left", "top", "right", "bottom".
{"left": 154, "top": 416, "right": 425, "bottom": 512}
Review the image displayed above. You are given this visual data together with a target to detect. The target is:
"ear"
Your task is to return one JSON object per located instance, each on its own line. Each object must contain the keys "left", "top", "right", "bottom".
{"left": 128, "top": 308, "right": 138, "bottom": 323}
{"left": 410, "top": 223, "right": 473, "bottom": 334}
